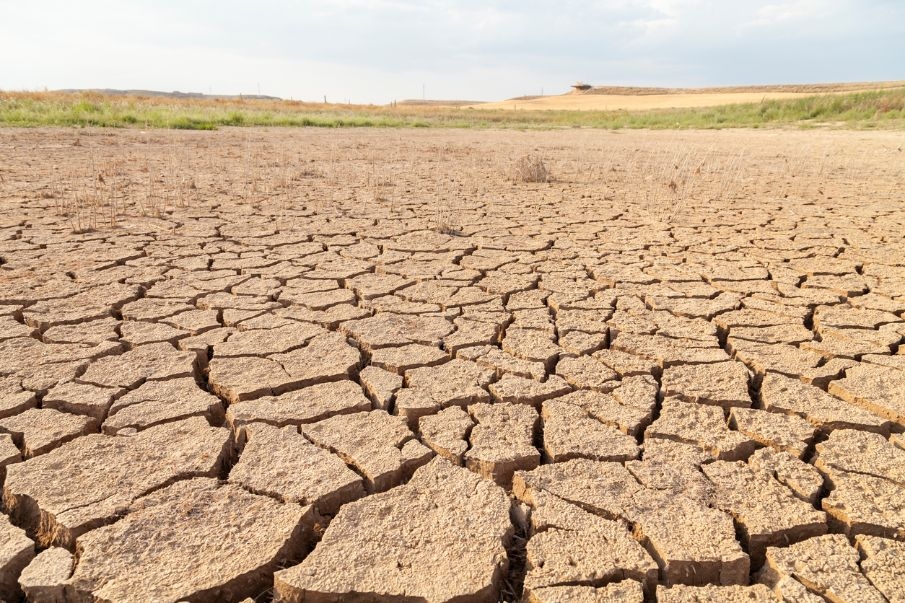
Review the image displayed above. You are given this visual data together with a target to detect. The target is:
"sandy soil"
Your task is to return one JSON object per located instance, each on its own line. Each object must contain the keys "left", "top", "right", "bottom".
{"left": 0, "top": 127, "right": 904, "bottom": 601}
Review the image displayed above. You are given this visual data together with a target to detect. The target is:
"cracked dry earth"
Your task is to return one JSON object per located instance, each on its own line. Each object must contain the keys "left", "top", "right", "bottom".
{"left": 0, "top": 127, "right": 904, "bottom": 603}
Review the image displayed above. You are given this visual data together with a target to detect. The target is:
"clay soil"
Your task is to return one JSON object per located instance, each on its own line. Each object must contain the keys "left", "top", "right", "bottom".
{"left": 0, "top": 127, "right": 904, "bottom": 602}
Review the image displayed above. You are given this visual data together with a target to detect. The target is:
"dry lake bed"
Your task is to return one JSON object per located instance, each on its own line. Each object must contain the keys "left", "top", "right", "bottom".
{"left": 0, "top": 127, "right": 903, "bottom": 601}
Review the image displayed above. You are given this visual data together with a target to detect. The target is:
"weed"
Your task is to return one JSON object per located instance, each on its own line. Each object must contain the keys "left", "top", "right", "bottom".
{"left": 512, "top": 154, "right": 550, "bottom": 183}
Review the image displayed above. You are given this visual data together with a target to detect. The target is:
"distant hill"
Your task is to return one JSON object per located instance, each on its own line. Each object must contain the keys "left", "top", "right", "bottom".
{"left": 567, "top": 81, "right": 905, "bottom": 97}
{"left": 54, "top": 88, "right": 282, "bottom": 101}
{"left": 472, "top": 80, "right": 905, "bottom": 112}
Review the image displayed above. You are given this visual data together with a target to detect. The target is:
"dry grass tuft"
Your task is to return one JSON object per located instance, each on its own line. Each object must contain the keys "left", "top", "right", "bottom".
{"left": 432, "top": 219, "right": 463, "bottom": 237}
{"left": 511, "top": 154, "right": 550, "bottom": 183}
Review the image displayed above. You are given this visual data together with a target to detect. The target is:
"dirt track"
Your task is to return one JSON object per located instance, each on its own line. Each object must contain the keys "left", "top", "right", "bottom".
{"left": 0, "top": 127, "right": 904, "bottom": 601}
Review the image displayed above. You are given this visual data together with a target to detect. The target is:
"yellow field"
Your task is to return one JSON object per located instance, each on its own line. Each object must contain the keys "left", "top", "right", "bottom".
{"left": 469, "top": 81, "right": 905, "bottom": 112}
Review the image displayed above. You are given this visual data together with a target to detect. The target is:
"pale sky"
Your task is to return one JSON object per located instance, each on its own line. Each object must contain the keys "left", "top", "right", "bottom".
{"left": 2, "top": 0, "right": 903, "bottom": 103}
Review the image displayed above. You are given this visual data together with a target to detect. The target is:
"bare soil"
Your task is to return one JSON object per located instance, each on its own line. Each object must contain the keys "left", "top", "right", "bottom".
{"left": 0, "top": 127, "right": 904, "bottom": 602}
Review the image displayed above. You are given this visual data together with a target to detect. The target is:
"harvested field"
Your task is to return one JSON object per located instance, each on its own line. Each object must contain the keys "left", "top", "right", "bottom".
{"left": 0, "top": 126, "right": 904, "bottom": 601}
{"left": 471, "top": 81, "right": 905, "bottom": 112}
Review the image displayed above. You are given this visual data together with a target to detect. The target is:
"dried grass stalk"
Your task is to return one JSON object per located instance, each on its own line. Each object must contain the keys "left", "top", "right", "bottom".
{"left": 512, "top": 154, "right": 550, "bottom": 183}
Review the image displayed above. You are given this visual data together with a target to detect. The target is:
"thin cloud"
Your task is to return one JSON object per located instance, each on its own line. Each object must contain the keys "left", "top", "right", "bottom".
{"left": 0, "top": 0, "right": 901, "bottom": 102}
{"left": 749, "top": 0, "right": 836, "bottom": 27}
